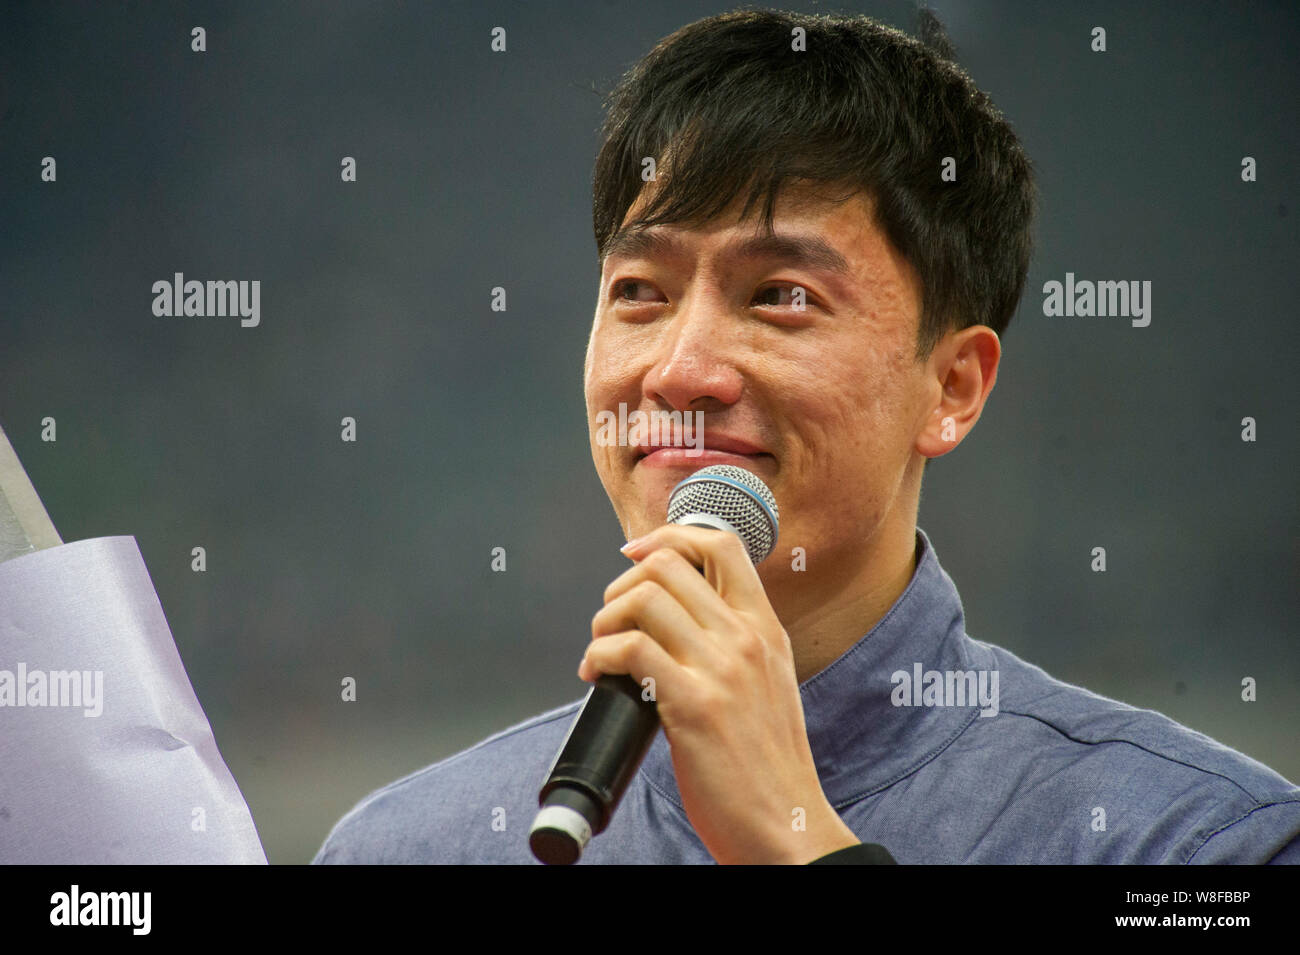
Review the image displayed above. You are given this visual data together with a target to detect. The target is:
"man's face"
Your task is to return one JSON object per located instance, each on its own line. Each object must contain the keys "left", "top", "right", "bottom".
{"left": 583, "top": 181, "right": 933, "bottom": 588}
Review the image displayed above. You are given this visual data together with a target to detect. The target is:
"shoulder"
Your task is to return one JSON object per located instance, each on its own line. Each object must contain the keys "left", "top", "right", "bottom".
{"left": 967, "top": 639, "right": 1300, "bottom": 863}
{"left": 313, "top": 699, "right": 582, "bottom": 864}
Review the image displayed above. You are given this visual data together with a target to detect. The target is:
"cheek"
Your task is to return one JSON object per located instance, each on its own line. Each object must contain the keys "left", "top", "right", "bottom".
{"left": 769, "top": 343, "right": 915, "bottom": 537}
{"left": 780, "top": 344, "right": 902, "bottom": 462}
{"left": 584, "top": 334, "right": 627, "bottom": 418}
{"left": 583, "top": 327, "right": 641, "bottom": 489}
{"left": 585, "top": 319, "right": 645, "bottom": 391}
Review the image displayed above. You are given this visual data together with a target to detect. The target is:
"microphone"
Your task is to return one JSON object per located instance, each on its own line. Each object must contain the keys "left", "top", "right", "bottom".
{"left": 528, "top": 464, "right": 779, "bottom": 865}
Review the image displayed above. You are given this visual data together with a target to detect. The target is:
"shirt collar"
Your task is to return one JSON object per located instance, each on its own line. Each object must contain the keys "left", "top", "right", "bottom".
{"left": 639, "top": 525, "right": 979, "bottom": 812}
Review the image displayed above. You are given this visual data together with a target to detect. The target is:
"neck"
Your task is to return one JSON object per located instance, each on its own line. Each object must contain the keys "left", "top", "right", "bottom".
{"left": 765, "top": 514, "right": 920, "bottom": 686}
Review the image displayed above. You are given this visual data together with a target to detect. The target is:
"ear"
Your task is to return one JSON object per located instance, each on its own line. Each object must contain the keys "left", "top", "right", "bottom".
{"left": 915, "top": 325, "right": 1001, "bottom": 461}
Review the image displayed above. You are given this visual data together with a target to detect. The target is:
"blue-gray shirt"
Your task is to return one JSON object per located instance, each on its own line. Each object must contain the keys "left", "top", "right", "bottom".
{"left": 314, "top": 528, "right": 1300, "bottom": 864}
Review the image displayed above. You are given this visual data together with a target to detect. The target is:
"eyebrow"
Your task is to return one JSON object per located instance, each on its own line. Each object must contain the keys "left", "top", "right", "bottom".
{"left": 602, "top": 227, "right": 852, "bottom": 276}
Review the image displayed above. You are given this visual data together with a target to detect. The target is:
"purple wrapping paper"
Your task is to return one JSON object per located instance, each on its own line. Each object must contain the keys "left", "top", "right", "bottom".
{"left": 0, "top": 536, "right": 266, "bottom": 863}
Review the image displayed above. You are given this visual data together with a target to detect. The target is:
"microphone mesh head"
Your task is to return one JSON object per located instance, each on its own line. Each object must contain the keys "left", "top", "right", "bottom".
{"left": 666, "top": 465, "right": 779, "bottom": 565}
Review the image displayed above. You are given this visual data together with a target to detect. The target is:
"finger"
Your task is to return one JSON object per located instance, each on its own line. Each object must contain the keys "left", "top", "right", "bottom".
{"left": 578, "top": 629, "right": 683, "bottom": 695}
{"left": 603, "top": 545, "right": 739, "bottom": 633}
{"left": 622, "top": 524, "right": 769, "bottom": 613}
{"left": 591, "top": 579, "right": 701, "bottom": 663}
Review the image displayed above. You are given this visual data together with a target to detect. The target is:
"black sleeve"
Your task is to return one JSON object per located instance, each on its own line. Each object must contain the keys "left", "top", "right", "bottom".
{"left": 807, "top": 842, "right": 897, "bottom": 864}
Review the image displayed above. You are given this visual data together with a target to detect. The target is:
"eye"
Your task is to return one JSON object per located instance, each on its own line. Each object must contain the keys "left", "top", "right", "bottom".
{"left": 752, "top": 284, "right": 813, "bottom": 309}
{"left": 611, "top": 279, "right": 663, "bottom": 303}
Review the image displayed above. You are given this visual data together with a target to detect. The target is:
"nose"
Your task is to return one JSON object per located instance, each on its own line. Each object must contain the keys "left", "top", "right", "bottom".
{"left": 641, "top": 293, "right": 745, "bottom": 412}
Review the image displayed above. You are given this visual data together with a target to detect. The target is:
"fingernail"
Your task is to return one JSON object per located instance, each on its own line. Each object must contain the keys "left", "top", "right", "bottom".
{"left": 620, "top": 535, "right": 646, "bottom": 553}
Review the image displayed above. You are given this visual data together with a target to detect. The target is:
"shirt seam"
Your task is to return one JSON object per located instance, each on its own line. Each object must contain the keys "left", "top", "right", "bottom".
{"left": 992, "top": 706, "right": 1283, "bottom": 804}
{"left": 1181, "top": 797, "right": 1300, "bottom": 864}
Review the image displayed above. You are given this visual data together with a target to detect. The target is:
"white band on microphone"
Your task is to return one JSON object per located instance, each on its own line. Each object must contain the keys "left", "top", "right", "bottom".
{"left": 530, "top": 805, "right": 593, "bottom": 849}
{"left": 673, "top": 513, "right": 741, "bottom": 536}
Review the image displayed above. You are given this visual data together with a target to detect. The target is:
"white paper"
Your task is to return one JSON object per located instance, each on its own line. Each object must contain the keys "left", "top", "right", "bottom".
{"left": 0, "top": 536, "right": 266, "bottom": 863}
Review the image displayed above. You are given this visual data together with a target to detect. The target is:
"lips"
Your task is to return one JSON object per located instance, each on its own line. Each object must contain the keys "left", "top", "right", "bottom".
{"left": 635, "top": 433, "right": 766, "bottom": 458}
{"left": 635, "top": 433, "right": 772, "bottom": 470}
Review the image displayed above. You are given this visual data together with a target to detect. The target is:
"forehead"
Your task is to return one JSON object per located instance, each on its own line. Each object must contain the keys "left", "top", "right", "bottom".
{"left": 609, "top": 181, "right": 875, "bottom": 255}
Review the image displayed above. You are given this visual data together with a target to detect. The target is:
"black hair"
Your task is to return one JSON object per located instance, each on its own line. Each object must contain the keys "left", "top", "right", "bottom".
{"left": 592, "top": 7, "right": 1037, "bottom": 361}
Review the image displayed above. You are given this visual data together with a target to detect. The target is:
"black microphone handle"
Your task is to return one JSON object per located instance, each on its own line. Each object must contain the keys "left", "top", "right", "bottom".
{"left": 531, "top": 673, "right": 660, "bottom": 865}
{"left": 529, "top": 480, "right": 776, "bottom": 865}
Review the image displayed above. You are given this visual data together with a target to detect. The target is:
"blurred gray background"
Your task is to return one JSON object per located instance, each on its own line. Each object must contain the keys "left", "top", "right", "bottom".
{"left": 1, "top": 0, "right": 1295, "bottom": 863}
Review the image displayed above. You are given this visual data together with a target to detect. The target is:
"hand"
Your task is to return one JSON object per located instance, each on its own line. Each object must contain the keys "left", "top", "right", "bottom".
{"left": 576, "top": 524, "right": 860, "bottom": 864}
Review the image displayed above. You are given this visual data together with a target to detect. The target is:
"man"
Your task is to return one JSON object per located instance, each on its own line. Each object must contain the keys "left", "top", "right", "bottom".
{"left": 314, "top": 10, "right": 1300, "bottom": 864}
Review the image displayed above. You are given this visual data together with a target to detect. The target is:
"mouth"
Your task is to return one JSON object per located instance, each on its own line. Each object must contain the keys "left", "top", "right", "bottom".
{"left": 634, "top": 435, "right": 773, "bottom": 471}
